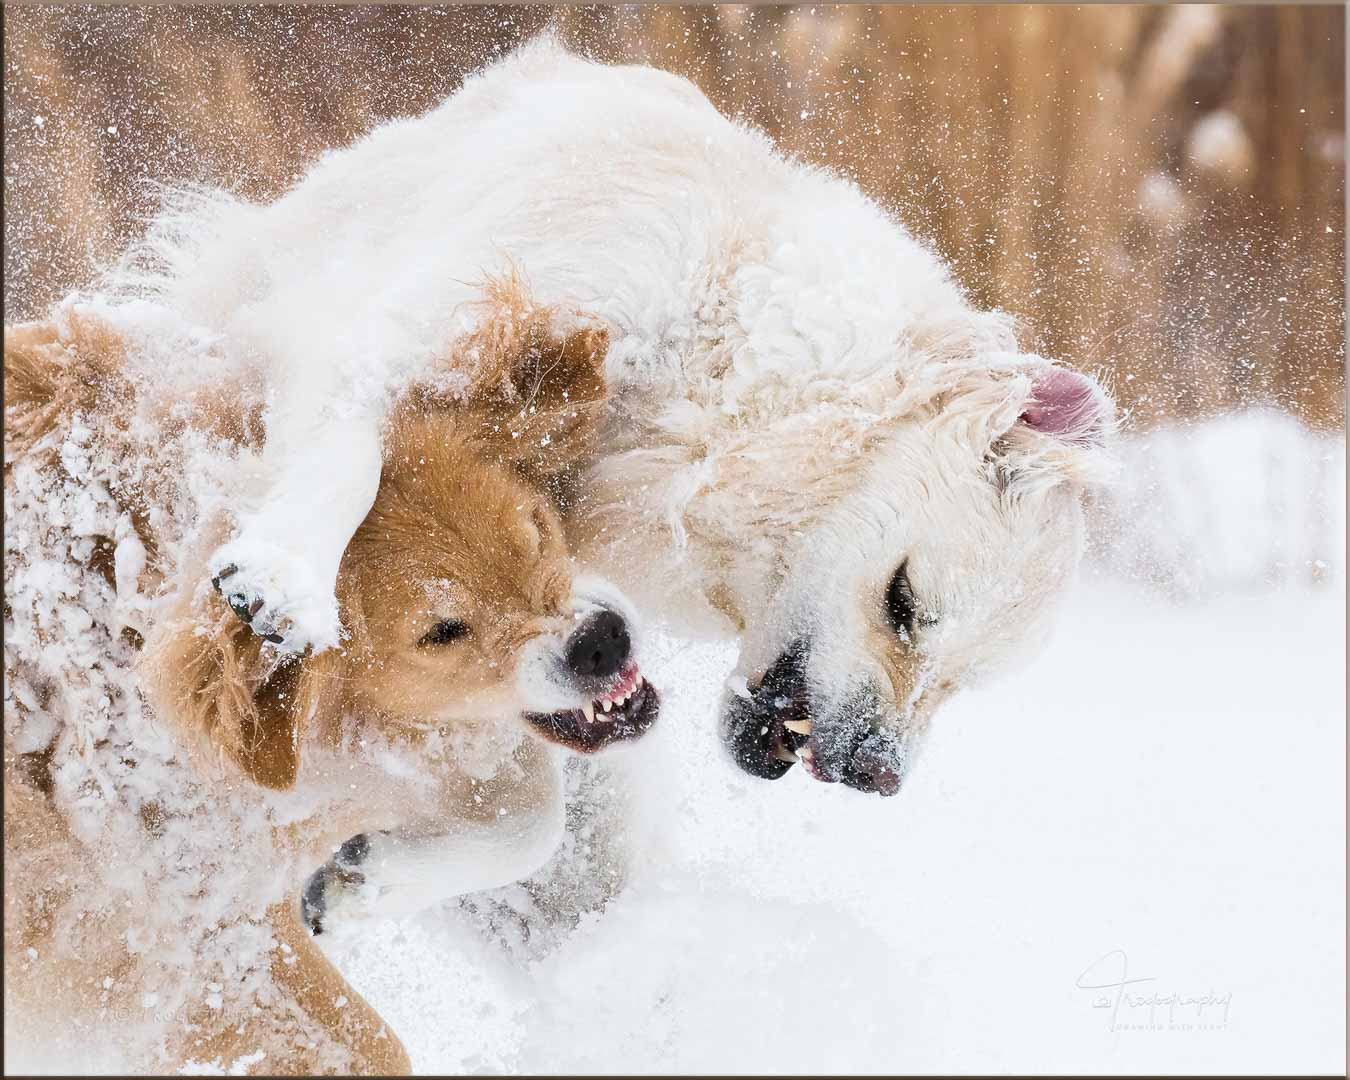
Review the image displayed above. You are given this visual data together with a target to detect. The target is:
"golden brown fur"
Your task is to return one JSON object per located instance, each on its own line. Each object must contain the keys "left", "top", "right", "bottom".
{"left": 3, "top": 285, "right": 611, "bottom": 1074}
{"left": 3, "top": 315, "right": 130, "bottom": 462}
{"left": 144, "top": 277, "right": 610, "bottom": 790}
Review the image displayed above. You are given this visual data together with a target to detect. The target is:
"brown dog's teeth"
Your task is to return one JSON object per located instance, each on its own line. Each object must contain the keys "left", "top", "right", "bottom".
{"left": 783, "top": 719, "right": 812, "bottom": 735}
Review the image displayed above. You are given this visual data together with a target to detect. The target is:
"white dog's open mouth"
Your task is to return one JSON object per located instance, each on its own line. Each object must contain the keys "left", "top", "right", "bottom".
{"left": 723, "top": 647, "right": 905, "bottom": 796}
{"left": 723, "top": 648, "right": 813, "bottom": 780}
{"left": 525, "top": 662, "right": 659, "bottom": 752}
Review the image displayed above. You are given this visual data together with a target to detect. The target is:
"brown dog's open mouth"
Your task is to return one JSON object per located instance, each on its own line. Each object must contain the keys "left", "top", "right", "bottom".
{"left": 525, "top": 663, "right": 660, "bottom": 752}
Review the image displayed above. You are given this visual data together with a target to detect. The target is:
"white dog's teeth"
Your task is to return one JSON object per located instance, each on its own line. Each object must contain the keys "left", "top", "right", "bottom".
{"left": 773, "top": 747, "right": 800, "bottom": 763}
{"left": 783, "top": 719, "right": 813, "bottom": 735}
{"left": 798, "top": 747, "right": 815, "bottom": 761}
{"left": 582, "top": 702, "right": 595, "bottom": 724}
{"left": 601, "top": 699, "right": 612, "bottom": 713}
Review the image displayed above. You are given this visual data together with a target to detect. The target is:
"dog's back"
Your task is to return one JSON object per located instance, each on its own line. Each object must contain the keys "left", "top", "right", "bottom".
{"left": 3, "top": 315, "right": 412, "bottom": 1074}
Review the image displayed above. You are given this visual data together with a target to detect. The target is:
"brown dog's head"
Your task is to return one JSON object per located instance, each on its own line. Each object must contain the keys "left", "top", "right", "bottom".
{"left": 335, "top": 391, "right": 660, "bottom": 759}
{"left": 148, "top": 302, "right": 658, "bottom": 790}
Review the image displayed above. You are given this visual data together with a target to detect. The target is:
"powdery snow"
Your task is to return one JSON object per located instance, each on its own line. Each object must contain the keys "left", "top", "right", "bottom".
{"left": 6, "top": 397, "right": 1343, "bottom": 1076}
{"left": 322, "top": 580, "right": 1343, "bottom": 1074}
{"left": 315, "top": 412, "right": 1346, "bottom": 1076}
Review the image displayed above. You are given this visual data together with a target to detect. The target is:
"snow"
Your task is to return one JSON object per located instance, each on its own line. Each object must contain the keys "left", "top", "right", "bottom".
{"left": 4, "top": 349, "right": 1341, "bottom": 1075}
{"left": 1091, "top": 408, "right": 1345, "bottom": 598}
{"left": 1186, "top": 109, "right": 1255, "bottom": 185}
{"left": 318, "top": 411, "right": 1346, "bottom": 1075}
{"left": 2, "top": 333, "right": 381, "bottom": 1076}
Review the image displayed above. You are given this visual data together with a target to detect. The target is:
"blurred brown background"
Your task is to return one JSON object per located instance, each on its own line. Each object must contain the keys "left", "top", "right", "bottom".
{"left": 4, "top": 5, "right": 1344, "bottom": 430}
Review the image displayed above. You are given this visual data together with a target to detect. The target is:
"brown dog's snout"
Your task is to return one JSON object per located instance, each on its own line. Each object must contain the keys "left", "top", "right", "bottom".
{"left": 565, "top": 609, "right": 631, "bottom": 680}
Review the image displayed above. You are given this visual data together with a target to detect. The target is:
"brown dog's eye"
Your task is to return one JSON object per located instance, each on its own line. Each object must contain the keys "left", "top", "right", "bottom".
{"left": 419, "top": 620, "right": 469, "bottom": 647}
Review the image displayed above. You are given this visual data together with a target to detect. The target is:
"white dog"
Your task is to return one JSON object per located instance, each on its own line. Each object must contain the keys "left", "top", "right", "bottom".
{"left": 104, "top": 37, "right": 1112, "bottom": 800}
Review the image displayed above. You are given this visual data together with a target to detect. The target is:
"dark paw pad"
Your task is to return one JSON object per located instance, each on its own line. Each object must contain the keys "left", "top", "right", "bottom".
{"left": 210, "top": 565, "right": 285, "bottom": 645}
{"left": 300, "top": 852, "right": 367, "bottom": 936}
{"left": 337, "top": 832, "right": 370, "bottom": 866}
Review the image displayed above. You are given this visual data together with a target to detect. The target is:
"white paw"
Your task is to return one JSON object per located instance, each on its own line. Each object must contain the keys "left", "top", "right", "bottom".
{"left": 208, "top": 535, "right": 341, "bottom": 653}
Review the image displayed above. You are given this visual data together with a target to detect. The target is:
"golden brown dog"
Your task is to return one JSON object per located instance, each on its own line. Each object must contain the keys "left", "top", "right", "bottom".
{"left": 3, "top": 292, "right": 658, "bottom": 1074}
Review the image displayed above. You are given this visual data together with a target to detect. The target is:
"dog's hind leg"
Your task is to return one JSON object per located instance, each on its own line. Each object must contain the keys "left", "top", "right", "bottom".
{"left": 173, "top": 902, "right": 411, "bottom": 1075}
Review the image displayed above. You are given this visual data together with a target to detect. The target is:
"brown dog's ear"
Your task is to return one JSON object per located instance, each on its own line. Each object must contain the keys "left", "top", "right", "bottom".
{"left": 4, "top": 321, "right": 67, "bottom": 460}
{"left": 412, "top": 273, "right": 610, "bottom": 480}
{"left": 492, "top": 321, "right": 610, "bottom": 477}
{"left": 141, "top": 590, "right": 335, "bottom": 790}
{"left": 3, "top": 315, "right": 130, "bottom": 462}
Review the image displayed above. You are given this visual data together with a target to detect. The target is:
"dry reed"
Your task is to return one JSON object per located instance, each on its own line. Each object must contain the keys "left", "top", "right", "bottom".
{"left": 4, "top": 5, "right": 1343, "bottom": 429}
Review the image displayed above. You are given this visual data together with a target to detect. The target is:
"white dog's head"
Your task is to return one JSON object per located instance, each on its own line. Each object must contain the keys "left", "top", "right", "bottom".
{"left": 719, "top": 363, "right": 1113, "bottom": 796}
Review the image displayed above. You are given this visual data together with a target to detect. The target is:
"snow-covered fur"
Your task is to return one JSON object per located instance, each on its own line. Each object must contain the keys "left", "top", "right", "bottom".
{"left": 2, "top": 299, "right": 656, "bottom": 1074}
{"left": 97, "top": 36, "right": 1112, "bottom": 799}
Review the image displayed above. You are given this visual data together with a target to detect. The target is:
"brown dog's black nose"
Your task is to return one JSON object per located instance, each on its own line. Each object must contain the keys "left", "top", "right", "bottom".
{"left": 566, "top": 610, "right": 631, "bottom": 680}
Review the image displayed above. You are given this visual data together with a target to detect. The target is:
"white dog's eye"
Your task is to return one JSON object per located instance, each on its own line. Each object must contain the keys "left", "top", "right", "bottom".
{"left": 885, "top": 562, "right": 921, "bottom": 638}
{"left": 418, "top": 620, "right": 470, "bottom": 647}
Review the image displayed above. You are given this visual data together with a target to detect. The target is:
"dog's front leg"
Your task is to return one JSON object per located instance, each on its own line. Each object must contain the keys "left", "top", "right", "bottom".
{"left": 209, "top": 406, "right": 383, "bottom": 652}
{"left": 303, "top": 756, "right": 567, "bottom": 933}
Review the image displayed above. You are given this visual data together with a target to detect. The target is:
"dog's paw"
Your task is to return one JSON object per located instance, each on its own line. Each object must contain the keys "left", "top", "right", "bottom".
{"left": 301, "top": 833, "right": 374, "bottom": 936}
{"left": 208, "top": 537, "right": 341, "bottom": 653}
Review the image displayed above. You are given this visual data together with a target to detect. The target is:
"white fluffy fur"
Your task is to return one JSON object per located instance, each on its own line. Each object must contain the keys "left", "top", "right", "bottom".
{"left": 98, "top": 38, "right": 1112, "bottom": 791}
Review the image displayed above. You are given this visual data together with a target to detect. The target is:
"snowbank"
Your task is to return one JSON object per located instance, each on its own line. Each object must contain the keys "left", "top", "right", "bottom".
{"left": 1089, "top": 408, "right": 1345, "bottom": 595}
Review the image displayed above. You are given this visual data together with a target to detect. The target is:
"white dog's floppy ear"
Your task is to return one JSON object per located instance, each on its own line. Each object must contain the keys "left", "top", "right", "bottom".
{"left": 992, "top": 364, "right": 1116, "bottom": 492}
{"left": 1019, "top": 367, "right": 1112, "bottom": 446}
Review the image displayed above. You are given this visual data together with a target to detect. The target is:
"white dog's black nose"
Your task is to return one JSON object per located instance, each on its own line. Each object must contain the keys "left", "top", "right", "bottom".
{"left": 566, "top": 610, "right": 631, "bottom": 680}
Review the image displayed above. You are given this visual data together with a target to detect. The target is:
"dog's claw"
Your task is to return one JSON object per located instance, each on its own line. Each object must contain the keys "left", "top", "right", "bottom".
{"left": 226, "top": 593, "right": 255, "bottom": 623}
{"left": 206, "top": 547, "right": 342, "bottom": 654}
{"left": 207, "top": 535, "right": 344, "bottom": 654}
{"left": 301, "top": 863, "right": 366, "bottom": 936}
{"left": 217, "top": 581, "right": 296, "bottom": 650}
{"left": 302, "top": 873, "right": 330, "bottom": 935}
{"left": 210, "top": 563, "right": 238, "bottom": 592}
